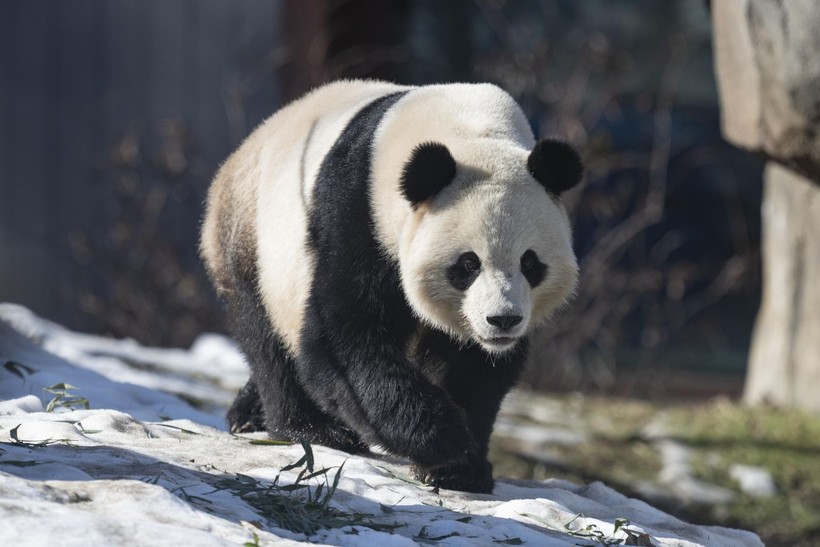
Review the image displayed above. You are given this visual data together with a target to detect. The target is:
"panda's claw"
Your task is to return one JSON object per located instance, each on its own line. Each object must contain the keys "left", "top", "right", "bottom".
{"left": 315, "top": 427, "right": 370, "bottom": 454}
{"left": 412, "top": 458, "right": 494, "bottom": 494}
{"left": 261, "top": 423, "right": 370, "bottom": 455}
{"left": 230, "top": 420, "right": 265, "bottom": 434}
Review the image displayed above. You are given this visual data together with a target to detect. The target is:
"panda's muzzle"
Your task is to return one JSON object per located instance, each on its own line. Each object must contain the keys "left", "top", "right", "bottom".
{"left": 480, "top": 315, "right": 524, "bottom": 351}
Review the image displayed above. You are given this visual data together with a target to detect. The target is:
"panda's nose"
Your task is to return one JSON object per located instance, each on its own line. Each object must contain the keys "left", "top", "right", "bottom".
{"left": 486, "top": 315, "right": 523, "bottom": 330}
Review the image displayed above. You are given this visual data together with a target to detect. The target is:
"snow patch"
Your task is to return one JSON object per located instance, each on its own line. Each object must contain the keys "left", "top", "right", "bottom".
{"left": 0, "top": 304, "right": 763, "bottom": 546}
{"left": 729, "top": 464, "right": 776, "bottom": 498}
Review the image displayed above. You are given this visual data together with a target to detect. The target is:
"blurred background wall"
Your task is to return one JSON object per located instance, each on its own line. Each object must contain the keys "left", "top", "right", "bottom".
{"left": 0, "top": 0, "right": 282, "bottom": 346}
{"left": 0, "top": 0, "right": 764, "bottom": 399}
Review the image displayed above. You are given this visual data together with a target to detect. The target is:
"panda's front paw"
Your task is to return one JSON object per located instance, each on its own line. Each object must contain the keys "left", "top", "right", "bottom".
{"left": 412, "top": 458, "right": 494, "bottom": 494}
{"left": 315, "top": 425, "right": 370, "bottom": 454}
{"left": 270, "top": 423, "right": 370, "bottom": 455}
{"left": 407, "top": 402, "right": 480, "bottom": 468}
{"left": 227, "top": 380, "right": 266, "bottom": 433}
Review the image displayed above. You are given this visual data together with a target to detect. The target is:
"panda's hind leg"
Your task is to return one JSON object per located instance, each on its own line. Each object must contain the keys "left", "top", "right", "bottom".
{"left": 250, "top": 338, "right": 369, "bottom": 453}
{"left": 227, "top": 379, "right": 266, "bottom": 433}
{"left": 225, "top": 281, "right": 368, "bottom": 454}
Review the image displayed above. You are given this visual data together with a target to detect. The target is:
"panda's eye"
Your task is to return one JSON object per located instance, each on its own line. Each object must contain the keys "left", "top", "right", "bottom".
{"left": 447, "top": 252, "right": 481, "bottom": 291}
{"left": 520, "top": 250, "right": 536, "bottom": 272}
{"left": 520, "top": 249, "right": 547, "bottom": 287}
{"left": 462, "top": 253, "right": 480, "bottom": 273}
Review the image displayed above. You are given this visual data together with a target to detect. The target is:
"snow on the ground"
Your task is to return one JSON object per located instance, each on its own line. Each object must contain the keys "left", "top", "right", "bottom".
{"left": 728, "top": 464, "right": 777, "bottom": 498}
{"left": 0, "top": 304, "right": 762, "bottom": 546}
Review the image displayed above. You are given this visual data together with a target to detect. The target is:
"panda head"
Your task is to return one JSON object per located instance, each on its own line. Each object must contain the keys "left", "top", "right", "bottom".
{"left": 397, "top": 138, "right": 583, "bottom": 355}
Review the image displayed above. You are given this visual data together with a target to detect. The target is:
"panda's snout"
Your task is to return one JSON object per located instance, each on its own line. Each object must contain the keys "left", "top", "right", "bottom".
{"left": 486, "top": 314, "right": 523, "bottom": 331}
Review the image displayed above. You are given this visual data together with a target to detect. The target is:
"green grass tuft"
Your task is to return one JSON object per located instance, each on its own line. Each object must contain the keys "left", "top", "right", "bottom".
{"left": 208, "top": 443, "right": 400, "bottom": 536}
{"left": 43, "top": 383, "right": 90, "bottom": 412}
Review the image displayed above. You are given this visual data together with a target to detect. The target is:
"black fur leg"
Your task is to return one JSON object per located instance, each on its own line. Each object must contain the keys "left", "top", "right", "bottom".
{"left": 248, "top": 338, "right": 369, "bottom": 454}
{"left": 227, "top": 379, "right": 266, "bottom": 433}
{"left": 226, "top": 378, "right": 368, "bottom": 454}
{"left": 409, "top": 328, "right": 528, "bottom": 492}
{"left": 225, "top": 279, "right": 369, "bottom": 455}
{"left": 413, "top": 458, "right": 494, "bottom": 494}
{"left": 298, "top": 319, "right": 478, "bottom": 466}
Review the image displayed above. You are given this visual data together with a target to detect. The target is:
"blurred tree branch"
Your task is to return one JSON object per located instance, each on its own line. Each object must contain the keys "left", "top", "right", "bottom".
{"left": 472, "top": 3, "right": 758, "bottom": 397}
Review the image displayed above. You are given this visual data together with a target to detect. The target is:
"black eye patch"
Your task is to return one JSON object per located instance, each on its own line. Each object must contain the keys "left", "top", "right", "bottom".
{"left": 521, "top": 249, "right": 547, "bottom": 287}
{"left": 447, "top": 251, "right": 481, "bottom": 291}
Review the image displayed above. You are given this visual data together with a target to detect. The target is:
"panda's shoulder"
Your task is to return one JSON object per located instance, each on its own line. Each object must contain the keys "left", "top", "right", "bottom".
{"left": 400, "top": 82, "right": 516, "bottom": 108}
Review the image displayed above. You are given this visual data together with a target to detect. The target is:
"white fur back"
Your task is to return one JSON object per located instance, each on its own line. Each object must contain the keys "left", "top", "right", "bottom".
{"left": 202, "top": 80, "right": 407, "bottom": 354}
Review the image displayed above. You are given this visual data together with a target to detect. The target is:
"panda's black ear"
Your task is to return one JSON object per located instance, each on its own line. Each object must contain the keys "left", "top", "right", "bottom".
{"left": 400, "top": 142, "right": 456, "bottom": 208}
{"left": 527, "top": 138, "right": 584, "bottom": 196}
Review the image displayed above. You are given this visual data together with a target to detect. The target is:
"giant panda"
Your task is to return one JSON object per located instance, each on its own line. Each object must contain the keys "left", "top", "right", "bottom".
{"left": 200, "top": 80, "right": 582, "bottom": 493}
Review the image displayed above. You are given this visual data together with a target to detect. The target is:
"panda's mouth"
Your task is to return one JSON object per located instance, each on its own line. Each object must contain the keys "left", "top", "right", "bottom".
{"left": 478, "top": 336, "right": 519, "bottom": 352}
